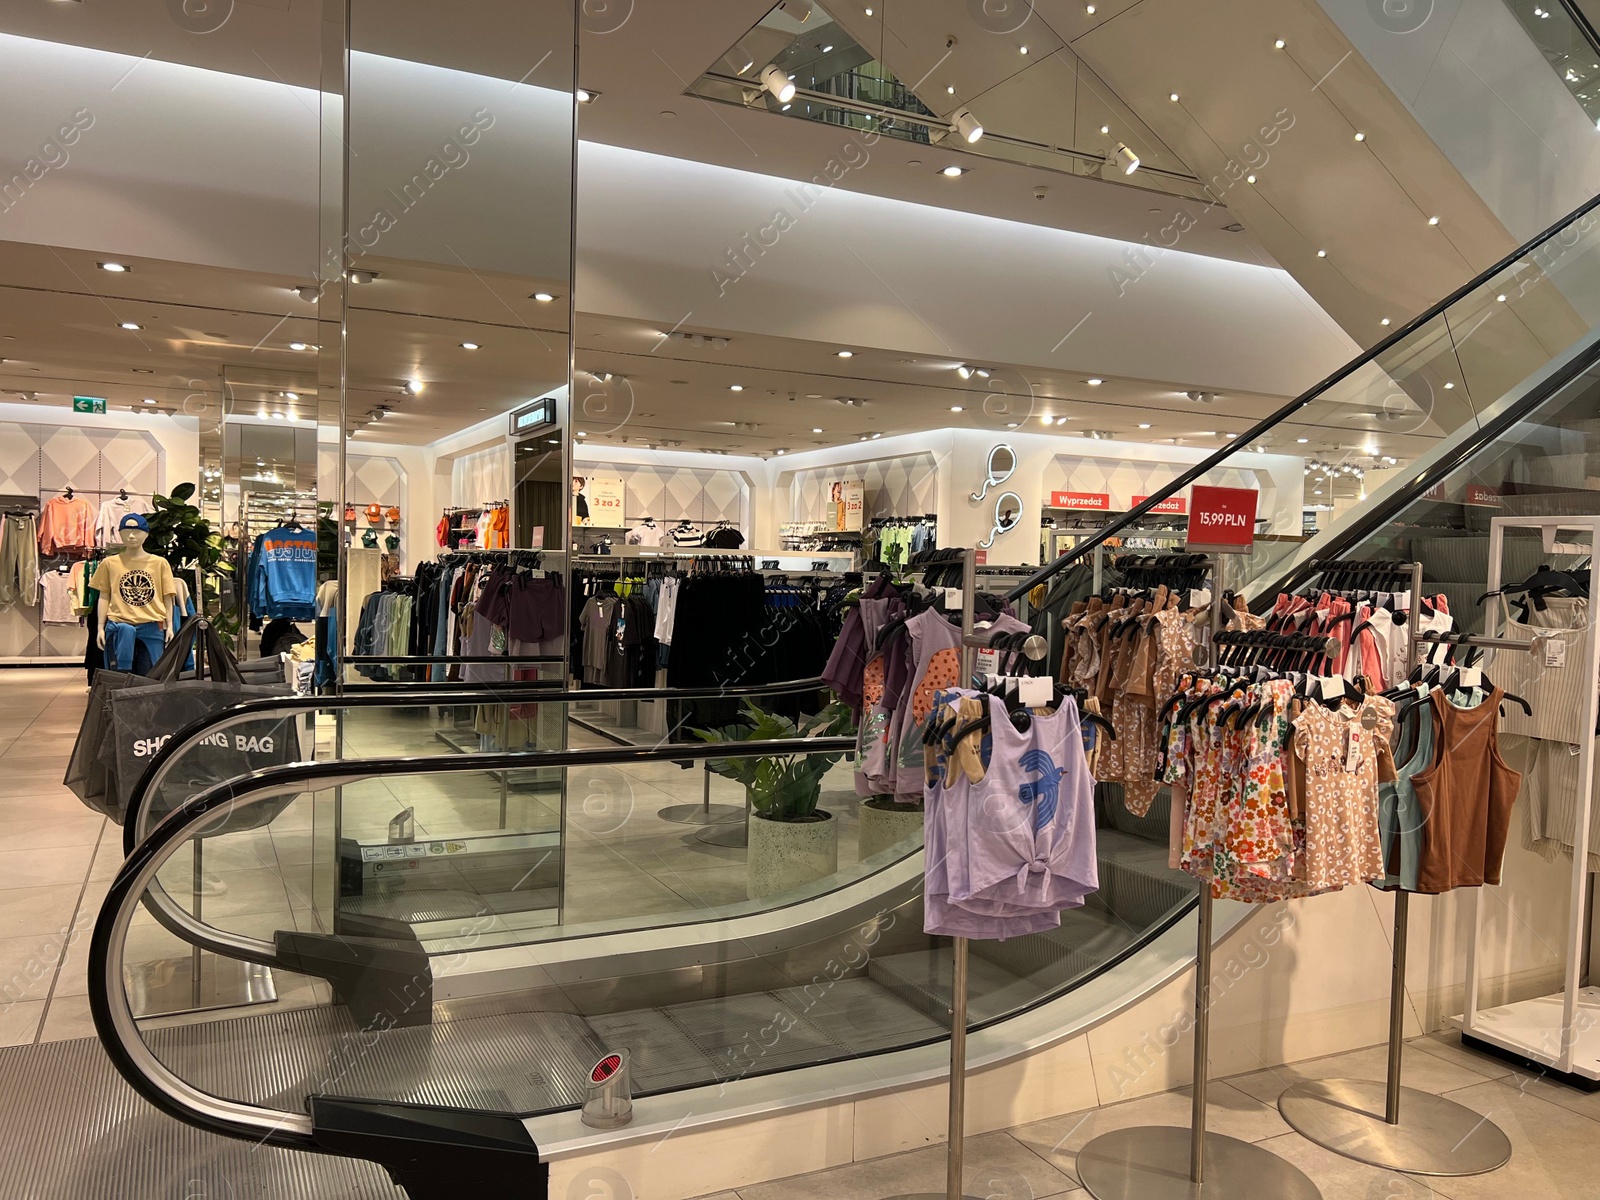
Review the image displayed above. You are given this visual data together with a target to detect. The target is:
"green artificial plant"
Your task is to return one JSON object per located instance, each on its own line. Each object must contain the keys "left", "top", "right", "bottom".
{"left": 691, "top": 699, "right": 855, "bottom": 822}
{"left": 141, "top": 483, "right": 236, "bottom": 639}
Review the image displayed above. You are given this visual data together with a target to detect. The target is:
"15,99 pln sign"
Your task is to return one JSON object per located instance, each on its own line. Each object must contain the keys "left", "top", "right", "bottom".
{"left": 1186, "top": 485, "right": 1258, "bottom": 553}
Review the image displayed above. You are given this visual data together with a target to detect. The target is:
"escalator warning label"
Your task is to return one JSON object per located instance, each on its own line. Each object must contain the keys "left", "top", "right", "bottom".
{"left": 429, "top": 842, "right": 445, "bottom": 854}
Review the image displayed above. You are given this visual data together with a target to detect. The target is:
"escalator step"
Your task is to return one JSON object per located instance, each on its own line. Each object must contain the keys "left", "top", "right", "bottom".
{"left": 867, "top": 950, "right": 1035, "bottom": 1024}
{"left": 768, "top": 978, "right": 945, "bottom": 1053}
{"left": 585, "top": 1007, "right": 721, "bottom": 1092}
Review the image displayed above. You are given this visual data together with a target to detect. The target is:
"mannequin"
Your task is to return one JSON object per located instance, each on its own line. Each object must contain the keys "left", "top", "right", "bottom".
{"left": 91, "top": 513, "right": 178, "bottom": 675}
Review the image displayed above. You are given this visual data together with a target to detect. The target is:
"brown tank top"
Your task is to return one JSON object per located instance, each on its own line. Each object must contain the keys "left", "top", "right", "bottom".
{"left": 1409, "top": 687, "right": 1521, "bottom": 893}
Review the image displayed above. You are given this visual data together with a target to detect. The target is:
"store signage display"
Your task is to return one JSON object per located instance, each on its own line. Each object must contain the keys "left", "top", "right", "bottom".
{"left": 72, "top": 396, "right": 106, "bottom": 415}
{"left": 508, "top": 397, "right": 556, "bottom": 436}
{"left": 1464, "top": 483, "right": 1503, "bottom": 507}
{"left": 1048, "top": 490, "right": 1111, "bottom": 511}
{"left": 573, "top": 474, "right": 625, "bottom": 527}
{"left": 1133, "top": 493, "right": 1187, "bottom": 514}
{"left": 828, "top": 479, "right": 865, "bottom": 531}
{"left": 1186, "top": 485, "right": 1258, "bottom": 553}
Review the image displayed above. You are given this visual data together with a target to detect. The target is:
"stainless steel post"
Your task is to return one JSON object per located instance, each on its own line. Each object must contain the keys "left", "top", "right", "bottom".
{"left": 191, "top": 839, "right": 203, "bottom": 1008}
{"left": 1386, "top": 892, "right": 1408, "bottom": 1124}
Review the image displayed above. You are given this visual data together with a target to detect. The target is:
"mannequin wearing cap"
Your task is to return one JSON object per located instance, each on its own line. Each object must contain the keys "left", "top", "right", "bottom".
{"left": 90, "top": 513, "right": 179, "bottom": 675}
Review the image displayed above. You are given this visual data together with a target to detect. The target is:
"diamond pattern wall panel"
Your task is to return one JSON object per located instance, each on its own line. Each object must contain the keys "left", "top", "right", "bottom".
{"left": 347, "top": 455, "right": 405, "bottom": 508}
{"left": 579, "top": 462, "right": 750, "bottom": 529}
{"left": 790, "top": 453, "right": 938, "bottom": 523}
{"left": 0, "top": 421, "right": 164, "bottom": 660}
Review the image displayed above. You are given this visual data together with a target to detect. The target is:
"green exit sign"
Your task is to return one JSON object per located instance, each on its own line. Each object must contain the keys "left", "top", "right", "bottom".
{"left": 72, "top": 396, "right": 106, "bottom": 415}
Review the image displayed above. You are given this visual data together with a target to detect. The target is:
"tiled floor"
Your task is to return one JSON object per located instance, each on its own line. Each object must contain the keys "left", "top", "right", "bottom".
{"left": 693, "top": 1034, "right": 1560, "bottom": 1200}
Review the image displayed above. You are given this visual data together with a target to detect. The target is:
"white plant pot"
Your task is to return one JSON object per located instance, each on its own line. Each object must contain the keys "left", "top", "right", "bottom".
{"left": 747, "top": 810, "right": 838, "bottom": 900}
{"left": 857, "top": 801, "right": 924, "bottom": 861}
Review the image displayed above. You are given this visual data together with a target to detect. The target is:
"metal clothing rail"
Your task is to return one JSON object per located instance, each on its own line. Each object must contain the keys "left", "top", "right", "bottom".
{"left": 1277, "top": 561, "right": 1514, "bottom": 1175}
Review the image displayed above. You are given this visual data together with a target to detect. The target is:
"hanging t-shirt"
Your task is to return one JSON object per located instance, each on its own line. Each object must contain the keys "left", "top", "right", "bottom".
{"left": 627, "top": 523, "right": 663, "bottom": 547}
{"left": 703, "top": 526, "right": 745, "bottom": 550}
{"left": 40, "top": 571, "right": 78, "bottom": 624}
{"left": 89, "top": 554, "right": 178, "bottom": 625}
{"left": 670, "top": 525, "right": 703, "bottom": 547}
{"left": 95, "top": 496, "right": 150, "bottom": 547}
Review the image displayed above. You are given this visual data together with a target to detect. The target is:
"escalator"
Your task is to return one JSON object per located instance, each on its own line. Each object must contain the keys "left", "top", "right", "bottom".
{"left": 80, "top": 188, "right": 1600, "bottom": 1197}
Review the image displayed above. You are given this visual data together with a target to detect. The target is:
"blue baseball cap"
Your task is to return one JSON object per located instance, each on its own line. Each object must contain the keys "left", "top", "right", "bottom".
{"left": 118, "top": 513, "right": 149, "bottom": 532}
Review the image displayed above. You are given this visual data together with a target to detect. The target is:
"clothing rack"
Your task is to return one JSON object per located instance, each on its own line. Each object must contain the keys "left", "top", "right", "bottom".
{"left": 1274, "top": 559, "right": 1516, "bottom": 1174}
{"left": 1075, "top": 554, "right": 1325, "bottom": 1200}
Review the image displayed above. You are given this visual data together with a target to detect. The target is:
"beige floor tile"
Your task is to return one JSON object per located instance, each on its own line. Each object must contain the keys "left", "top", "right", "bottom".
{"left": 0, "top": 815, "right": 107, "bottom": 852}
{"left": 0, "top": 883, "right": 83, "bottom": 940}
{"left": 659, "top": 863, "right": 752, "bottom": 909}
{"left": 738, "top": 1131, "right": 1077, "bottom": 1200}
{"left": 1227, "top": 1042, "right": 1498, "bottom": 1106}
{"left": 0, "top": 933, "right": 70, "bottom": 1002}
{"left": 0, "top": 844, "right": 94, "bottom": 890}
{"left": 1407, "top": 1031, "right": 1525, "bottom": 1083}
{"left": 38, "top": 994, "right": 96, "bottom": 1042}
{"left": 1427, "top": 1078, "right": 1600, "bottom": 1199}
{"left": 1250, "top": 1130, "right": 1445, "bottom": 1200}
{"left": 1010, "top": 1081, "right": 1292, "bottom": 1185}
{"left": 0, "top": 999, "right": 44, "bottom": 1048}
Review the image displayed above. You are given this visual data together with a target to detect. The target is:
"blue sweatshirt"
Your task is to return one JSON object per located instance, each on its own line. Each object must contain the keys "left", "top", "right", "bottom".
{"left": 249, "top": 526, "right": 318, "bottom": 619}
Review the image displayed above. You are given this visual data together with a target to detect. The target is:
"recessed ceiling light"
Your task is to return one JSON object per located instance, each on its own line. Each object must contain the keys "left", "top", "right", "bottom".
{"left": 1006, "top": 422, "right": 1020, "bottom": 428}
{"left": 1354, "top": 132, "right": 1366, "bottom": 142}
{"left": 870, "top": 431, "right": 882, "bottom": 439}
{"left": 1428, "top": 215, "right": 1440, "bottom": 225}
{"left": 1496, "top": 293, "right": 1507, "bottom": 302}
{"left": 531, "top": 292, "right": 556, "bottom": 302}
{"left": 460, "top": 341, "right": 481, "bottom": 350}
{"left": 776, "top": 448, "right": 787, "bottom": 455}
{"left": 1380, "top": 317, "right": 1391, "bottom": 326}
{"left": 576, "top": 431, "right": 587, "bottom": 437}
{"left": 1086, "top": 378, "right": 1103, "bottom": 386}
{"left": 822, "top": 43, "right": 834, "bottom": 52}
{"left": 729, "top": 384, "right": 744, "bottom": 391}
{"left": 1296, "top": 437, "right": 1309, "bottom": 444}
{"left": 1274, "top": 38, "right": 1286, "bottom": 48}
{"left": 1040, "top": 414, "right": 1055, "bottom": 425}
{"left": 283, "top": 391, "right": 299, "bottom": 400}
{"left": 1316, "top": 249, "right": 1326, "bottom": 257}
{"left": 836, "top": 349, "right": 853, "bottom": 357}
{"left": 1100, "top": 124, "right": 1110, "bottom": 134}
{"left": 406, "top": 378, "right": 424, "bottom": 394}
{"left": 98, "top": 262, "right": 128, "bottom": 273}
{"left": 1246, "top": 174, "right": 1257, "bottom": 183}
{"left": 271, "top": 412, "right": 285, "bottom": 420}
{"left": 141, "top": 397, "right": 156, "bottom": 405}
{"left": 947, "top": 85, "right": 955, "bottom": 94}
{"left": 118, "top": 322, "right": 142, "bottom": 330}
{"left": 1444, "top": 382, "right": 1455, "bottom": 390}
{"left": 1138, "top": 422, "right": 1152, "bottom": 429}
{"left": 1020, "top": 45, "right": 1029, "bottom": 54}
{"left": 576, "top": 88, "right": 599, "bottom": 103}
{"left": 812, "top": 427, "right": 824, "bottom": 433}
{"left": 1169, "top": 92, "right": 1180, "bottom": 102}
{"left": 1087, "top": 3, "right": 1096, "bottom": 11}
{"left": 289, "top": 341, "right": 310, "bottom": 351}
{"left": 950, "top": 405, "right": 964, "bottom": 413}
{"left": 348, "top": 269, "right": 378, "bottom": 284}
{"left": 940, "top": 165, "right": 966, "bottom": 177}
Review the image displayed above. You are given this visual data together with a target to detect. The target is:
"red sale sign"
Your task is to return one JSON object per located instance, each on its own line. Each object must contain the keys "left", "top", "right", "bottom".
{"left": 1049, "top": 491, "right": 1110, "bottom": 511}
{"left": 1186, "top": 485, "right": 1258, "bottom": 553}
{"left": 1134, "top": 494, "right": 1188, "bottom": 514}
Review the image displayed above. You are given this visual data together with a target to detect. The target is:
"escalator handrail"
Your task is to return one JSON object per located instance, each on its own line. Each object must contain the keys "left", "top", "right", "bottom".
{"left": 125, "top": 674, "right": 827, "bottom": 855}
{"left": 1003, "top": 188, "right": 1600, "bottom": 601}
{"left": 90, "top": 734, "right": 857, "bottom": 1151}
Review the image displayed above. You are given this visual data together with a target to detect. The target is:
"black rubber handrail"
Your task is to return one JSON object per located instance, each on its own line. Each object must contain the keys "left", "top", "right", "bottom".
{"left": 91, "top": 734, "right": 855, "bottom": 1154}
{"left": 123, "top": 675, "right": 829, "bottom": 853}
{"left": 1003, "top": 188, "right": 1600, "bottom": 601}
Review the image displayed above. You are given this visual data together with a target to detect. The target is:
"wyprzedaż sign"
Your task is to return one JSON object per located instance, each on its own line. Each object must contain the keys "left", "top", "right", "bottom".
{"left": 1048, "top": 491, "right": 1110, "bottom": 511}
{"left": 1187, "top": 485, "right": 1258, "bottom": 554}
{"left": 1133, "top": 494, "right": 1187, "bottom": 514}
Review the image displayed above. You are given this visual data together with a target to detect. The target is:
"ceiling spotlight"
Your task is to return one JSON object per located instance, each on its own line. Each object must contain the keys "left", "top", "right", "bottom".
{"left": 870, "top": 431, "right": 882, "bottom": 439}
{"left": 576, "top": 430, "right": 587, "bottom": 437}
{"left": 1006, "top": 422, "right": 1020, "bottom": 428}
{"left": 348, "top": 269, "right": 378, "bottom": 284}
{"left": 97, "top": 262, "right": 128, "bottom": 273}
{"left": 1169, "top": 92, "right": 1180, "bottom": 102}
{"left": 1086, "top": 378, "right": 1103, "bottom": 386}
{"left": 1087, "top": 3, "right": 1096, "bottom": 11}
{"left": 729, "top": 384, "right": 744, "bottom": 391}
{"left": 952, "top": 109, "right": 984, "bottom": 143}
{"left": 1296, "top": 437, "right": 1309, "bottom": 443}
{"left": 575, "top": 88, "right": 599, "bottom": 103}
{"left": 270, "top": 412, "right": 286, "bottom": 420}
{"left": 294, "top": 285, "right": 319, "bottom": 302}
{"left": 836, "top": 349, "right": 854, "bottom": 357}
{"left": 947, "top": 85, "right": 956, "bottom": 95}
{"left": 1100, "top": 124, "right": 1110, "bottom": 134}
{"left": 956, "top": 364, "right": 974, "bottom": 380}
{"left": 289, "top": 341, "right": 310, "bottom": 351}
{"left": 460, "top": 341, "right": 481, "bottom": 350}
{"left": 532, "top": 291, "right": 556, "bottom": 302}
{"left": 1353, "top": 132, "right": 1366, "bottom": 142}
{"left": 1246, "top": 173, "right": 1257, "bottom": 183}
{"left": 1380, "top": 317, "right": 1391, "bottom": 326}
{"left": 141, "top": 397, "right": 156, "bottom": 405}
{"left": 1444, "top": 382, "right": 1455, "bottom": 389}
{"left": 1112, "top": 143, "right": 1140, "bottom": 174}
{"left": 940, "top": 165, "right": 967, "bottom": 177}
{"left": 1316, "top": 249, "right": 1327, "bottom": 257}
{"left": 1496, "top": 293, "right": 1507, "bottom": 302}
{"left": 760, "top": 64, "right": 797, "bottom": 103}
{"left": 1428, "top": 215, "right": 1440, "bottom": 225}
{"left": 406, "top": 378, "right": 424, "bottom": 394}
{"left": 1040, "top": 414, "right": 1055, "bottom": 425}
{"left": 1184, "top": 390, "right": 1216, "bottom": 404}
{"left": 283, "top": 391, "right": 299, "bottom": 400}
{"left": 812, "top": 427, "right": 824, "bottom": 433}
{"left": 1274, "top": 38, "right": 1286, "bottom": 48}
{"left": 950, "top": 405, "right": 964, "bottom": 413}
{"left": 1138, "top": 422, "right": 1152, "bottom": 429}
{"left": 775, "top": 448, "right": 788, "bottom": 455}
{"left": 118, "top": 322, "right": 142, "bottom": 330}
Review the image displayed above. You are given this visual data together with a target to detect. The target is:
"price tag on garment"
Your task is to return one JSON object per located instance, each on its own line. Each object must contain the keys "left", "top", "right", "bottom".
{"left": 1319, "top": 675, "right": 1345, "bottom": 700}
{"left": 976, "top": 648, "right": 1000, "bottom": 675}
{"left": 942, "top": 588, "right": 963, "bottom": 611}
{"left": 1544, "top": 638, "right": 1567, "bottom": 669}
{"left": 1189, "top": 588, "right": 1211, "bottom": 610}
{"left": 1344, "top": 725, "right": 1365, "bottom": 772}
{"left": 1458, "top": 666, "right": 1483, "bottom": 690}
{"left": 1017, "top": 675, "right": 1054, "bottom": 707}
{"left": 1361, "top": 706, "right": 1380, "bottom": 730}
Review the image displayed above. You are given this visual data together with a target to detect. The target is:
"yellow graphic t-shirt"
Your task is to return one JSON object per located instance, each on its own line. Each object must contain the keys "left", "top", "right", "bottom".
{"left": 90, "top": 554, "right": 177, "bottom": 625}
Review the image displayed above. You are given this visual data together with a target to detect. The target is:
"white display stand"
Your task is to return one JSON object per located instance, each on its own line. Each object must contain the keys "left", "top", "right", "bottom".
{"left": 1461, "top": 515, "right": 1600, "bottom": 1086}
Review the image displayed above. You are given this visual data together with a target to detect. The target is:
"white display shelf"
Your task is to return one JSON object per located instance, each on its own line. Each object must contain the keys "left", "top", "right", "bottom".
{"left": 1461, "top": 985, "right": 1600, "bottom": 1082}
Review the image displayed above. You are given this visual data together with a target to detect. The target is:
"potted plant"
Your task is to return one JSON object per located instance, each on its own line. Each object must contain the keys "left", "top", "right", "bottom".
{"left": 143, "top": 484, "right": 237, "bottom": 642}
{"left": 858, "top": 793, "right": 924, "bottom": 860}
{"left": 692, "top": 699, "right": 855, "bottom": 899}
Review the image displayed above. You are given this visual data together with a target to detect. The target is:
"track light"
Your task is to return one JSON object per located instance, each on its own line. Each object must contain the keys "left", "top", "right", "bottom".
{"left": 405, "top": 378, "right": 424, "bottom": 394}
{"left": 956, "top": 364, "right": 974, "bottom": 380}
{"left": 1112, "top": 143, "right": 1140, "bottom": 174}
{"left": 349, "top": 270, "right": 378, "bottom": 284}
{"left": 760, "top": 64, "right": 796, "bottom": 103}
{"left": 952, "top": 109, "right": 983, "bottom": 143}
{"left": 294, "top": 285, "right": 319, "bottom": 302}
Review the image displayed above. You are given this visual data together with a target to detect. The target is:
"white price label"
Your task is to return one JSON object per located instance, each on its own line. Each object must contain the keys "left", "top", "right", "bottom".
{"left": 1544, "top": 639, "right": 1567, "bottom": 669}
{"left": 1017, "top": 675, "right": 1053, "bottom": 707}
